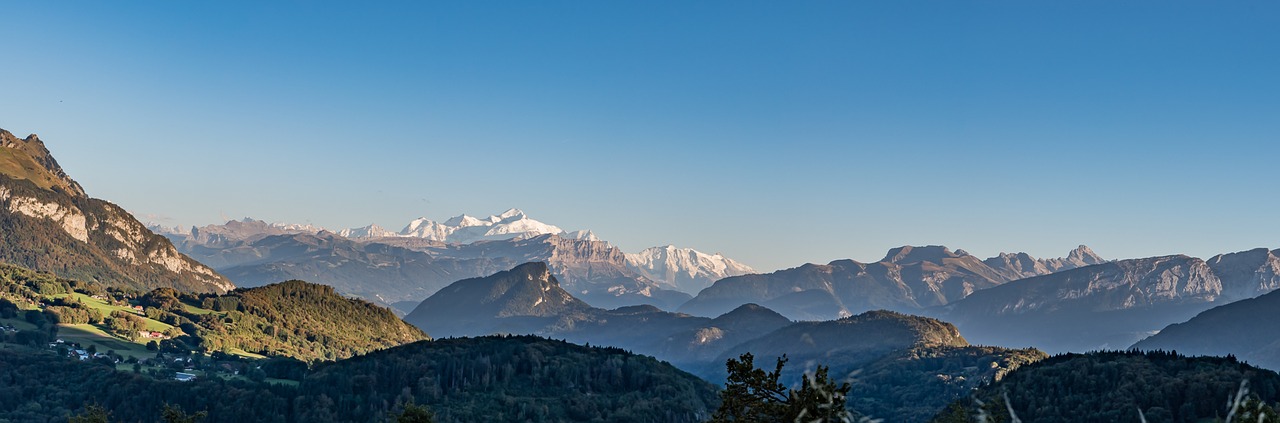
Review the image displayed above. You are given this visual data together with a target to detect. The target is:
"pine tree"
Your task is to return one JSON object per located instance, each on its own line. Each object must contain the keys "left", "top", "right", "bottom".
{"left": 710, "top": 353, "right": 853, "bottom": 422}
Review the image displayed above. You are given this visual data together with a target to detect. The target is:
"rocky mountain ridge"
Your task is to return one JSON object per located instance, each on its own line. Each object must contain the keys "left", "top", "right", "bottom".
{"left": 1131, "top": 276, "right": 1280, "bottom": 370}
{"left": 678, "top": 245, "right": 1106, "bottom": 320}
{"left": 0, "top": 128, "right": 233, "bottom": 293}
{"left": 159, "top": 213, "right": 753, "bottom": 309}
{"left": 940, "top": 248, "right": 1280, "bottom": 353}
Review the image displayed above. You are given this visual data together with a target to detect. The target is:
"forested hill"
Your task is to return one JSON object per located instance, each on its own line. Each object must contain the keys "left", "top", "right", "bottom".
{"left": 0, "top": 260, "right": 426, "bottom": 362}
{"left": 198, "top": 280, "right": 429, "bottom": 360}
{"left": 0, "top": 336, "right": 719, "bottom": 423}
{"left": 300, "top": 335, "right": 719, "bottom": 422}
{"left": 930, "top": 350, "right": 1280, "bottom": 423}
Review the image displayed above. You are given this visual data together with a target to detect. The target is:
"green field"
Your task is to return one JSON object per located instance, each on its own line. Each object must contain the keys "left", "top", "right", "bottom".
{"left": 228, "top": 348, "right": 267, "bottom": 359}
{"left": 0, "top": 316, "right": 41, "bottom": 332}
{"left": 56, "top": 324, "right": 153, "bottom": 359}
{"left": 183, "top": 302, "right": 215, "bottom": 315}
{"left": 50, "top": 293, "right": 175, "bottom": 332}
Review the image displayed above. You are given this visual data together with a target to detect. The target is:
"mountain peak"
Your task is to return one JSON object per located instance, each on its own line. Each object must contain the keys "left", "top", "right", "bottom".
{"left": 0, "top": 128, "right": 86, "bottom": 197}
{"left": 404, "top": 262, "right": 592, "bottom": 337}
{"left": 1067, "top": 245, "right": 1105, "bottom": 265}
{"left": 881, "top": 245, "right": 959, "bottom": 264}
{"left": 625, "top": 245, "right": 756, "bottom": 294}
{"left": 400, "top": 209, "right": 564, "bottom": 244}
{"left": 338, "top": 223, "right": 397, "bottom": 239}
{"left": 563, "top": 229, "right": 602, "bottom": 242}
{"left": 498, "top": 208, "right": 525, "bottom": 219}
{"left": 0, "top": 128, "right": 232, "bottom": 293}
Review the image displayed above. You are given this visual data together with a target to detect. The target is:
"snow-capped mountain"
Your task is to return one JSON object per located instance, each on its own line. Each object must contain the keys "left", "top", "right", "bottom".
{"left": 626, "top": 245, "right": 756, "bottom": 293}
{"left": 344, "top": 208, "right": 566, "bottom": 244}
{"left": 563, "top": 229, "right": 602, "bottom": 242}
{"left": 337, "top": 223, "right": 398, "bottom": 239}
{"left": 159, "top": 208, "right": 757, "bottom": 310}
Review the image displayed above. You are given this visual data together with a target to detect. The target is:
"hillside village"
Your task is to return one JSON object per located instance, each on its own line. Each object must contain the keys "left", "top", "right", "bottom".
{"left": 0, "top": 264, "right": 302, "bottom": 385}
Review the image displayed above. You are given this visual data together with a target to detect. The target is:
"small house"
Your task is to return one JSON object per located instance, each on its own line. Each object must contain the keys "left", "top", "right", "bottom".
{"left": 174, "top": 372, "right": 197, "bottom": 382}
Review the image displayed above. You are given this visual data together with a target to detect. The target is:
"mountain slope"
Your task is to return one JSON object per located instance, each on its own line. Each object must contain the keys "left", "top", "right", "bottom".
{"left": 0, "top": 130, "right": 84, "bottom": 196}
{"left": 1132, "top": 285, "right": 1280, "bottom": 370}
{"left": 939, "top": 250, "right": 1280, "bottom": 353}
{"left": 1206, "top": 247, "right": 1280, "bottom": 300}
{"left": 405, "top": 262, "right": 594, "bottom": 337}
{"left": 0, "top": 128, "right": 232, "bottom": 293}
{"left": 625, "top": 245, "right": 755, "bottom": 293}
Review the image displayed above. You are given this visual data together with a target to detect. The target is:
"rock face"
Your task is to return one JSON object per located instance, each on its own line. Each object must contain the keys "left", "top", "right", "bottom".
{"left": 1206, "top": 248, "right": 1280, "bottom": 300}
{"left": 0, "top": 128, "right": 232, "bottom": 293}
{"left": 941, "top": 250, "right": 1280, "bottom": 353}
{"left": 624, "top": 245, "right": 756, "bottom": 294}
{"left": 1132, "top": 286, "right": 1280, "bottom": 370}
{"left": 678, "top": 245, "right": 1101, "bottom": 321}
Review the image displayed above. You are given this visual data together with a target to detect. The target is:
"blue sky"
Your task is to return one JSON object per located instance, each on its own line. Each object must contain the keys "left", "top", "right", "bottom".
{"left": 1, "top": 1, "right": 1277, "bottom": 271}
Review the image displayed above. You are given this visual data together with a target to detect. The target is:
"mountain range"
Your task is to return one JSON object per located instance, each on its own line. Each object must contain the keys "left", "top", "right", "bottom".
{"left": 1131, "top": 261, "right": 1280, "bottom": 369}
{"left": 938, "top": 248, "right": 1280, "bottom": 353}
{"left": 158, "top": 212, "right": 754, "bottom": 311}
{"left": 403, "top": 262, "right": 1045, "bottom": 421}
{"left": 678, "top": 245, "right": 1105, "bottom": 320}
{"left": 9, "top": 127, "right": 1280, "bottom": 421}
{"left": 0, "top": 128, "right": 232, "bottom": 293}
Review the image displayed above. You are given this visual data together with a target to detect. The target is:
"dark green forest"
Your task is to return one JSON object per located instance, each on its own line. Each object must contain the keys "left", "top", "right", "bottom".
{"left": 847, "top": 345, "right": 1045, "bottom": 422}
{"left": 298, "top": 336, "right": 719, "bottom": 423}
{"left": 175, "top": 281, "right": 428, "bottom": 360}
{"left": 929, "top": 350, "right": 1280, "bottom": 423}
{"left": 0, "top": 335, "right": 718, "bottom": 423}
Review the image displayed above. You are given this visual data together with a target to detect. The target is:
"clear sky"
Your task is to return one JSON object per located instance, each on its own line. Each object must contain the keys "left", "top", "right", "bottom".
{"left": 1, "top": 1, "right": 1277, "bottom": 271}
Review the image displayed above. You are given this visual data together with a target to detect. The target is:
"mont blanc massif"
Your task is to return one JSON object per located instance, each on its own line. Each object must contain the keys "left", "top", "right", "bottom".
{"left": 3, "top": 128, "right": 1280, "bottom": 423}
